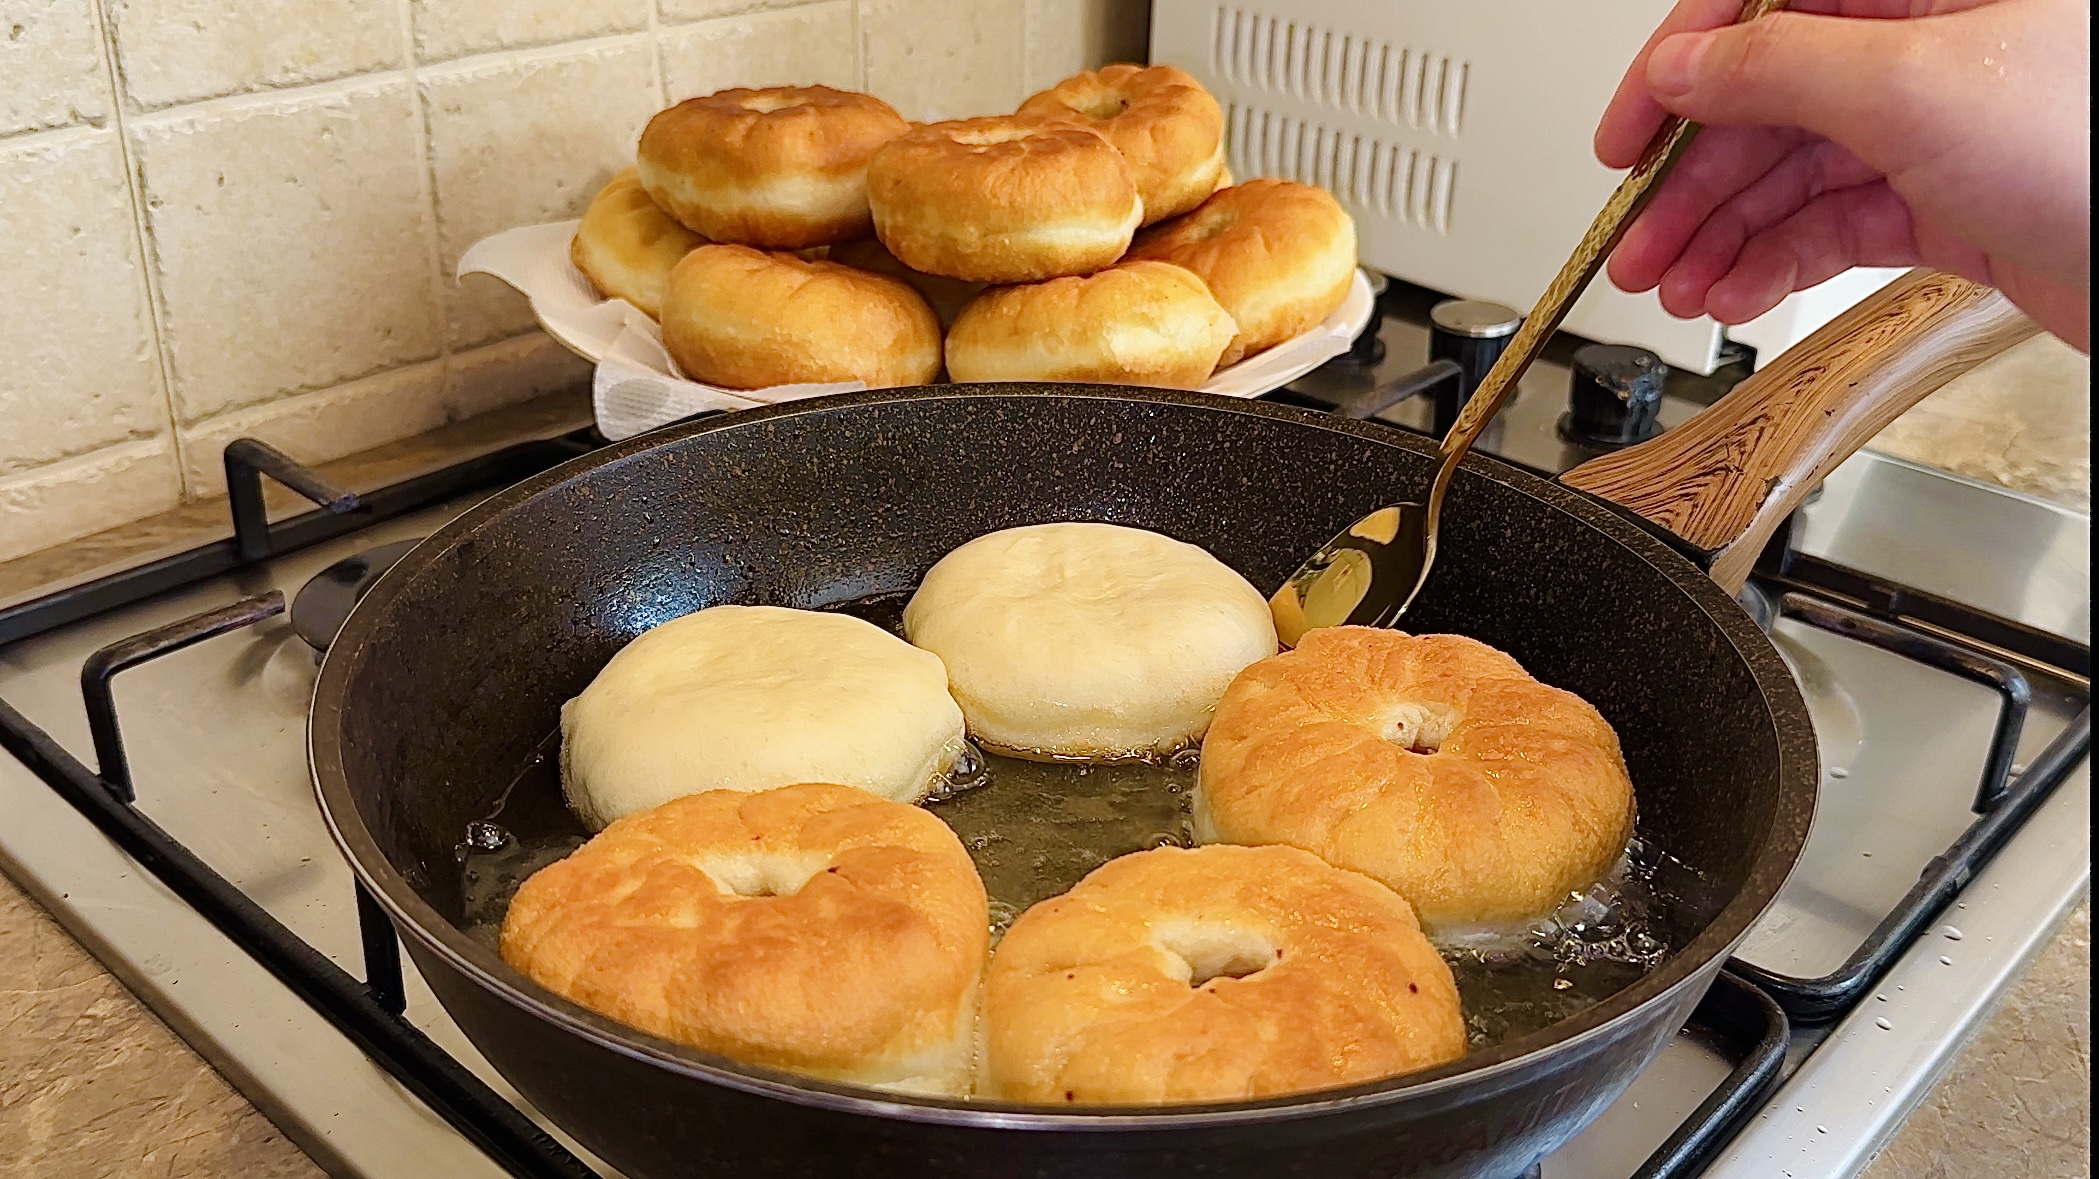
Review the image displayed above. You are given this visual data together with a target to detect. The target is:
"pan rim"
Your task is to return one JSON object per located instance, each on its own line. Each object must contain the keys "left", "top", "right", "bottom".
{"left": 309, "top": 383, "right": 1817, "bottom": 1128}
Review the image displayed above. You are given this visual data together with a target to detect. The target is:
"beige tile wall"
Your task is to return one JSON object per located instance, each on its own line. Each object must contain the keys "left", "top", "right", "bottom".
{"left": 0, "top": 0, "right": 1150, "bottom": 563}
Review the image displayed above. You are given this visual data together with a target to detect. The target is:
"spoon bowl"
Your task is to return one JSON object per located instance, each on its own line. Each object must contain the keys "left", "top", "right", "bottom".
{"left": 1267, "top": 503, "right": 1431, "bottom": 647}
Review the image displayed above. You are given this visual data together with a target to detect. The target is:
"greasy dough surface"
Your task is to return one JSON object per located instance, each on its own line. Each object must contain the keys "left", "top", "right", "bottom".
{"left": 944, "top": 260, "right": 1237, "bottom": 389}
{"left": 637, "top": 85, "right": 909, "bottom": 248}
{"left": 560, "top": 605, "right": 965, "bottom": 829}
{"left": 1195, "top": 627, "right": 1637, "bottom": 930}
{"left": 902, "top": 523, "right": 1276, "bottom": 758}
{"left": 980, "top": 844, "right": 1465, "bottom": 1104}
{"left": 1018, "top": 63, "right": 1228, "bottom": 225}
{"left": 659, "top": 244, "right": 941, "bottom": 390}
{"left": 1128, "top": 179, "right": 1357, "bottom": 366}
{"left": 866, "top": 116, "right": 1142, "bottom": 283}
{"left": 502, "top": 784, "right": 988, "bottom": 1093}
{"left": 569, "top": 167, "right": 708, "bottom": 319}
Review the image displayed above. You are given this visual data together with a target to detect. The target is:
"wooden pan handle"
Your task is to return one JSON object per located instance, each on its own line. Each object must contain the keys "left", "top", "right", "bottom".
{"left": 1561, "top": 270, "right": 2040, "bottom": 593}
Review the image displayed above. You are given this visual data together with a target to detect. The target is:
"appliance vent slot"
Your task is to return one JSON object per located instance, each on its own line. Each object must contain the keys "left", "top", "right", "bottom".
{"left": 1226, "top": 103, "right": 1457, "bottom": 233}
{"left": 1212, "top": 6, "right": 1467, "bottom": 135}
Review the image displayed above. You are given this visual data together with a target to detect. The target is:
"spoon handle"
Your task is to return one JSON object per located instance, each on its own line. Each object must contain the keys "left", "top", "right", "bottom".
{"left": 1434, "top": 0, "right": 1790, "bottom": 469}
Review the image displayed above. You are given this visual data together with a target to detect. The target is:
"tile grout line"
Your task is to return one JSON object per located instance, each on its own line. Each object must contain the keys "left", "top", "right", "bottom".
{"left": 24, "top": 2, "right": 846, "bottom": 508}
{"left": 649, "top": 0, "right": 669, "bottom": 109}
{"left": 85, "top": 0, "right": 190, "bottom": 502}
{"left": 0, "top": 436, "right": 172, "bottom": 494}
{"left": 1017, "top": 0, "right": 1031, "bottom": 94}
{"left": 395, "top": 0, "right": 456, "bottom": 395}
{"left": 115, "top": 20, "right": 762, "bottom": 138}
{"left": 851, "top": 0, "right": 868, "bottom": 91}
{"left": 0, "top": 120, "right": 117, "bottom": 149}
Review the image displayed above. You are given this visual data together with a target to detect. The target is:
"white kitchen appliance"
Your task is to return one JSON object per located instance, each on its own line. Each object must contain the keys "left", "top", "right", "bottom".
{"left": 1148, "top": 0, "right": 1904, "bottom": 372}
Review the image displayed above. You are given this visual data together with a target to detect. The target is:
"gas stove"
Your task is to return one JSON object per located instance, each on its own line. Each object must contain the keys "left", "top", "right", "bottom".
{"left": 0, "top": 284, "right": 2087, "bottom": 1179}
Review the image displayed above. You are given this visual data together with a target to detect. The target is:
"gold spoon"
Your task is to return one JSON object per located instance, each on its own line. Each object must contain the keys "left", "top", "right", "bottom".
{"left": 1269, "top": 0, "right": 1790, "bottom": 647}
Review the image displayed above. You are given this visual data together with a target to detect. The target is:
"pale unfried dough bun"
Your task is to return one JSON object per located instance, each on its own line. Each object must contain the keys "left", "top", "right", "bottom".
{"left": 829, "top": 236, "right": 986, "bottom": 328}
{"left": 1195, "top": 627, "right": 1637, "bottom": 931}
{"left": 638, "top": 86, "right": 910, "bottom": 248}
{"left": 945, "top": 261, "right": 1237, "bottom": 388}
{"left": 659, "top": 245, "right": 941, "bottom": 390}
{"left": 1017, "top": 64, "right": 1228, "bottom": 226}
{"left": 502, "top": 784, "right": 988, "bottom": 1093}
{"left": 560, "top": 605, "right": 965, "bottom": 830}
{"left": 569, "top": 167, "right": 708, "bottom": 319}
{"left": 866, "top": 116, "right": 1142, "bottom": 283}
{"left": 979, "top": 844, "right": 1465, "bottom": 1104}
{"left": 1128, "top": 179, "right": 1358, "bottom": 366}
{"left": 902, "top": 523, "right": 1276, "bottom": 758}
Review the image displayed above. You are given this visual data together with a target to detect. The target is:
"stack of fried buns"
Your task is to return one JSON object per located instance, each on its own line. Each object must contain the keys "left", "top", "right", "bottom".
{"left": 568, "top": 68, "right": 1358, "bottom": 392}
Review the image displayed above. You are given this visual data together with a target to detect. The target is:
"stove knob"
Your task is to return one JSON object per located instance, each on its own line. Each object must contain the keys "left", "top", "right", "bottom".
{"left": 1561, "top": 343, "right": 1665, "bottom": 448}
{"left": 1427, "top": 299, "right": 1521, "bottom": 436}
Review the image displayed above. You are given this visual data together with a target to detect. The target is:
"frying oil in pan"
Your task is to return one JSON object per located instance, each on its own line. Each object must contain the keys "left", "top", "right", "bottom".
{"left": 456, "top": 591, "right": 1693, "bottom": 1054}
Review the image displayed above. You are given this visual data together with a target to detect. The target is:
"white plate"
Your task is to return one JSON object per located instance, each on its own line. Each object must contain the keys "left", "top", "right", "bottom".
{"left": 458, "top": 221, "right": 1377, "bottom": 441}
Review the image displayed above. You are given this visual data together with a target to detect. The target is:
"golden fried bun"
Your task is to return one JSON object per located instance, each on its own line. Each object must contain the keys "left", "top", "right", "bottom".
{"left": 944, "top": 260, "right": 1236, "bottom": 389}
{"left": 560, "top": 605, "right": 965, "bottom": 830}
{"left": 866, "top": 116, "right": 1142, "bottom": 283}
{"left": 659, "top": 244, "right": 941, "bottom": 390}
{"left": 637, "top": 86, "right": 910, "bottom": 249}
{"left": 979, "top": 844, "right": 1465, "bottom": 1104}
{"left": 902, "top": 522, "right": 1276, "bottom": 758}
{"left": 829, "top": 236, "right": 986, "bottom": 328}
{"left": 1017, "top": 64, "right": 1227, "bottom": 226}
{"left": 1128, "top": 179, "right": 1358, "bottom": 366}
{"left": 1195, "top": 627, "right": 1637, "bottom": 931}
{"left": 569, "top": 167, "right": 708, "bottom": 318}
{"left": 502, "top": 784, "right": 988, "bottom": 1093}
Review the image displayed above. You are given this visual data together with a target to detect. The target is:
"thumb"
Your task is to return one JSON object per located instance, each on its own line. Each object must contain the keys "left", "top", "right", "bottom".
{"left": 1646, "top": 13, "right": 1937, "bottom": 163}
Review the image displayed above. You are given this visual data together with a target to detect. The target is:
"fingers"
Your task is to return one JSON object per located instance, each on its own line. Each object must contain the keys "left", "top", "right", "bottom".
{"left": 1595, "top": 0, "right": 1746, "bottom": 169}
{"left": 1639, "top": 11, "right": 1946, "bottom": 172}
{"left": 1607, "top": 125, "right": 1805, "bottom": 294}
{"left": 1703, "top": 183, "right": 1923, "bottom": 323}
{"left": 1658, "top": 139, "right": 1881, "bottom": 316}
{"left": 1595, "top": 0, "right": 2000, "bottom": 169}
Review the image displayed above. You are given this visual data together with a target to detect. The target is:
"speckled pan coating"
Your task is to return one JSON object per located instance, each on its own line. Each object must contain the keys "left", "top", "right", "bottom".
{"left": 311, "top": 385, "right": 1817, "bottom": 1179}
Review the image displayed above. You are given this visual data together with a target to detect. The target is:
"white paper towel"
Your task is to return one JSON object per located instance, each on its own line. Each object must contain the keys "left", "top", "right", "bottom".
{"left": 458, "top": 221, "right": 1376, "bottom": 441}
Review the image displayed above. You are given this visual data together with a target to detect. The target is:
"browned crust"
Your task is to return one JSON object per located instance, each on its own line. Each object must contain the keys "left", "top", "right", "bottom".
{"left": 1197, "top": 627, "right": 1637, "bottom": 928}
{"left": 829, "top": 236, "right": 986, "bottom": 328}
{"left": 1018, "top": 64, "right": 1227, "bottom": 225}
{"left": 944, "top": 260, "right": 1236, "bottom": 388}
{"left": 1128, "top": 178, "right": 1357, "bottom": 365}
{"left": 501, "top": 784, "right": 987, "bottom": 1082}
{"left": 981, "top": 844, "right": 1464, "bottom": 1103}
{"left": 637, "top": 86, "right": 910, "bottom": 248}
{"left": 865, "top": 116, "right": 1141, "bottom": 283}
{"left": 569, "top": 167, "right": 709, "bottom": 318}
{"left": 659, "top": 243, "right": 942, "bottom": 389}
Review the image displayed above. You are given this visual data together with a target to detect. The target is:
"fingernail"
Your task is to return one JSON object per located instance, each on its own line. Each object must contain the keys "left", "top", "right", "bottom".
{"left": 1648, "top": 33, "right": 1710, "bottom": 98}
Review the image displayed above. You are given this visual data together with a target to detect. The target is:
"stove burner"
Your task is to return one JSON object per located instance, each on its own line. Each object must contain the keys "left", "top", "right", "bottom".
{"left": 291, "top": 538, "right": 423, "bottom": 653}
{"left": 1738, "top": 582, "right": 1867, "bottom": 771}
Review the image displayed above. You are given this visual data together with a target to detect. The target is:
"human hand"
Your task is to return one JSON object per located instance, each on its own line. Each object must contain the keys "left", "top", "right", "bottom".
{"left": 1595, "top": 0, "right": 2090, "bottom": 351}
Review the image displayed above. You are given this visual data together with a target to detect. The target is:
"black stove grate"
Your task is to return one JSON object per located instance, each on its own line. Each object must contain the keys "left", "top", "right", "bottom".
{"left": 0, "top": 590, "right": 595, "bottom": 1179}
{"left": 0, "top": 416, "right": 2086, "bottom": 1178}
{"left": 0, "top": 433, "right": 599, "bottom": 648}
{"left": 1726, "top": 590, "right": 2091, "bottom": 1021}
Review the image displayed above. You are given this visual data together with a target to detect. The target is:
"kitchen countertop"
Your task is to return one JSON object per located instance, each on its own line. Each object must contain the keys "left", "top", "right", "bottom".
{"left": 0, "top": 340, "right": 2089, "bottom": 1178}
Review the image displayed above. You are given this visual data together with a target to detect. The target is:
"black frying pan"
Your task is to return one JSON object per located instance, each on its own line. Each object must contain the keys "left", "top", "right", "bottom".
{"left": 310, "top": 272, "right": 2031, "bottom": 1178}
